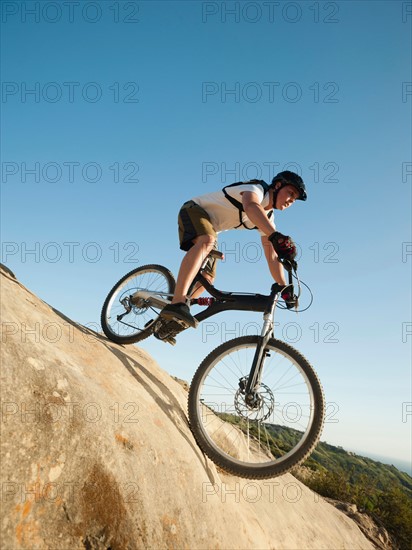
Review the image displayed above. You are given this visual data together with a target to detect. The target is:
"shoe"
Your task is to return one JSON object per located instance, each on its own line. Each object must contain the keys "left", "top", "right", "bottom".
{"left": 160, "top": 302, "right": 198, "bottom": 328}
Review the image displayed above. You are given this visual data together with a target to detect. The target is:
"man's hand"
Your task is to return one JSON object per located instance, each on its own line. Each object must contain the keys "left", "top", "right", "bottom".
{"left": 268, "top": 231, "right": 297, "bottom": 261}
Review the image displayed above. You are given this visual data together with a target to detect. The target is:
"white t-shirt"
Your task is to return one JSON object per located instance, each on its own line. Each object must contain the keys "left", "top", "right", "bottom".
{"left": 192, "top": 182, "right": 274, "bottom": 235}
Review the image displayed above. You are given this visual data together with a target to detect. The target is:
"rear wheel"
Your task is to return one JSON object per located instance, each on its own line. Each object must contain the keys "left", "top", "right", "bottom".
{"left": 188, "top": 336, "right": 324, "bottom": 479}
{"left": 101, "top": 265, "right": 175, "bottom": 344}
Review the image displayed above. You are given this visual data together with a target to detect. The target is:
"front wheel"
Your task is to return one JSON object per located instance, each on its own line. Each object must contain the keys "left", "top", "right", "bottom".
{"left": 188, "top": 336, "right": 324, "bottom": 479}
{"left": 101, "top": 264, "right": 175, "bottom": 344}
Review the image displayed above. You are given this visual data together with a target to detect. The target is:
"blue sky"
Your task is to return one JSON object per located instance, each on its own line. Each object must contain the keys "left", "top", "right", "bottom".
{"left": 1, "top": 1, "right": 411, "bottom": 471}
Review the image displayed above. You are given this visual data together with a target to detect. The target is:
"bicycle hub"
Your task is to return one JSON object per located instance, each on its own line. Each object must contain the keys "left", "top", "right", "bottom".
{"left": 245, "top": 392, "right": 261, "bottom": 408}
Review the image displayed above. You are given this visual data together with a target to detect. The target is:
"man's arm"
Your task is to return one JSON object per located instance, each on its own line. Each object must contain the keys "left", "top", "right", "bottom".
{"left": 242, "top": 191, "right": 286, "bottom": 285}
{"left": 261, "top": 235, "right": 287, "bottom": 285}
{"left": 242, "top": 191, "right": 275, "bottom": 236}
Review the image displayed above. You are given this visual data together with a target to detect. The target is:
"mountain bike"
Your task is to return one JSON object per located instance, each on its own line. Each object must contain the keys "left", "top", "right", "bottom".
{"left": 101, "top": 251, "right": 325, "bottom": 479}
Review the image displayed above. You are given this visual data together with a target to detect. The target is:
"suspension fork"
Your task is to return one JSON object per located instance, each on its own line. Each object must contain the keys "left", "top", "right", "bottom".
{"left": 244, "top": 269, "right": 294, "bottom": 396}
{"left": 244, "top": 295, "right": 279, "bottom": 397}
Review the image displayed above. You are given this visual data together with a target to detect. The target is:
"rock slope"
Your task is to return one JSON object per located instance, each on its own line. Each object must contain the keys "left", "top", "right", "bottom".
{"left": 0, "top": 264, "right": 375, "bottom": 549}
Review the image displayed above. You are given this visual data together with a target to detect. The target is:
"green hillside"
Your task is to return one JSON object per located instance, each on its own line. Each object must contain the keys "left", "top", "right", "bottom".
{"left": 302, "top": 439, "right": 412, "bottom": 497}
{"left": 218, "top": 416, "right": 412, "bottom": 549}
{"left": 280, "top": 432, "right": 411, "bottom": 550}
{"left": 263, "top": 423, "right": 411, "bottom": 549}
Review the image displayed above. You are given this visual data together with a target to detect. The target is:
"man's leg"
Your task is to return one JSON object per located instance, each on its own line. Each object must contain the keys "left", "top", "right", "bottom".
{"left": 172, "top": 234, "right": 216, "bottom": 303}
{"left": 160, "top": 201, "right": 217, "bottom": 328}
{"left": 186, "top": 273, "right": 215, "bottom": 299}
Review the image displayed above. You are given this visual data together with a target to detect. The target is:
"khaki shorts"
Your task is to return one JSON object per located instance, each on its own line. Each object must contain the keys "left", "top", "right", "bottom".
{"left": 178, "top": 200, "right": 218, "bottom": 278}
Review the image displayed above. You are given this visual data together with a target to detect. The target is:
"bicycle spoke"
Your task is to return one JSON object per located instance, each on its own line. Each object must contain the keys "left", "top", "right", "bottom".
{"left": 101, "top": 265, "right": 175, "bottom": 344}
{"left": 190, "top": 337, "right": 323, "bottom": 474}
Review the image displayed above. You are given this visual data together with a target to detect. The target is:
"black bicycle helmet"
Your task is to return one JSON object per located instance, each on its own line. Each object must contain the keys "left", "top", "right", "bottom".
{"left": 271, "top": 170, "right": 307, "bottom": 201}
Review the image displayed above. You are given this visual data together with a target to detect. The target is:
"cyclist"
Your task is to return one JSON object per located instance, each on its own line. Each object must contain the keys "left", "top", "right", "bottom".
{"left": 160, "top": 170, "right": 306, "bottom": 328}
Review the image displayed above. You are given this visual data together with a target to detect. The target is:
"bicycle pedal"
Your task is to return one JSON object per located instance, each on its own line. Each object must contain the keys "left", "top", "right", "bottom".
{"left": 163, "top": 319, "right": 185, "bottom": 332}
{"left": 173, "top": 318, "right": 191, "bottom": 329}
{"left": 158, "top": 317, "right": 189, "bottom": 332}
{"left": 153, "top": 331, "right": 177, "bottom": 345}
{"left": 176, "top": 317, "right": 199, "bottom": 329}
{"left": 153, "top": 318, "right": 183, "bottom": 343}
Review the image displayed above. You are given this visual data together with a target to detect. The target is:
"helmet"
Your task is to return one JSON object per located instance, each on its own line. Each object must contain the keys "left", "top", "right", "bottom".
{"left": 271, "top": 171, "right": 307, "bottom": 201}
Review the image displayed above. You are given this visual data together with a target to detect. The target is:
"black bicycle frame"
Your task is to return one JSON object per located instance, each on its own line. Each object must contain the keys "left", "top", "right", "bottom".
{"left": 189, "top": 268, "right": 291, "bottom": 323}
{"left": 189, "top": 267, "right": 294, "bottom": 399}
{"left": 191, "top": 274, "right": 280, "bottom": 322}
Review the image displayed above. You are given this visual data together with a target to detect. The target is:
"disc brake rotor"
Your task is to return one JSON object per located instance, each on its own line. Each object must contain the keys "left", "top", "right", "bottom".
{"left": 234, "top": 382, "right": 275, "bottom": 422}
